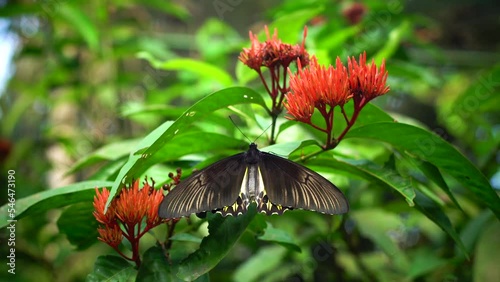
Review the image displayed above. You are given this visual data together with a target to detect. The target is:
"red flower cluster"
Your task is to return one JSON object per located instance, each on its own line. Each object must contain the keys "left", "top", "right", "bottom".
{"left": 239, "top": 26, "right": 310, "bottom": 144}
{"left": 348, "top": 52, "right": 390, "bottom": 106}
{"left": 239, "top": 25, "right": 390, "bottom": 148}
{"left": 93, "top": 179, "right": 165, "bottom": 267}
{"left": 239, "top": 26, "right": 309, "bottom": 75}
{"left": 285, "top": 52, "right": 389, "bottom": 149}
{"left": 285, "top": 56, "right": 350, "bottom": 123}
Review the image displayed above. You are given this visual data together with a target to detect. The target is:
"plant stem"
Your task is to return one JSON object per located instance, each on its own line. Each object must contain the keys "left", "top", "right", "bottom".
{"left": 336, "top": 99, "right": 365, "bottom": 142}
{"left": 164, "top": 220, "right": 178, "bottom": 251}
{"left": 113, "top": 246, "right": 133, "bottom": 262}
{"left": 269, "top": 114, "right": 278, "bottom": 145}
{"left": 258, "top": 70, "right": 271, "bottom": 97}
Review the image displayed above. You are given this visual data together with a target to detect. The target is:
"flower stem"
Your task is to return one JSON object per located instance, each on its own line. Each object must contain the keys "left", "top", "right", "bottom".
{"left": 269, "top": 114, "right": 278, "bottom": 145}
{"left": 164, "top": 220, "right": 178, "bottom": 251}
{"left": 340, "top": 105, "right": 350, "bottom": 124}
{"left": 258, "top": 70, "right": 271, "bottom": 97}
{"left": 308, "top": 122, "right": 328, "bottom": 134}
{"left": 113, "top": 246, "right": 133, "bottom": 262}
{"left": 336, "top": 99, "right": 365, "bottom": 143}
{"left": 125, "top": 222, "right": 142, "bottom": 268}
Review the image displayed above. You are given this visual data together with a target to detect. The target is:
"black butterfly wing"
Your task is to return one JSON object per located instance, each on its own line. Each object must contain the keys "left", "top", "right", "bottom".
{"left": 158, "top": 153, "right": 247, "bottom": 218}
{"left": 258, "top": 152, "right": 349, "bottom": 215}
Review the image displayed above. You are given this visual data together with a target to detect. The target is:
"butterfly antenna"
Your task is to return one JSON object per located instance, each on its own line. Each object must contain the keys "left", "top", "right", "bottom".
{"left": 229, "top": 116, "right": 252, "bottom": 143}
{"left": 229, "top": 116, "right": 273, "bottom": 144}
{"left": 255, "top": 123, "right": 273, "bottom": 143}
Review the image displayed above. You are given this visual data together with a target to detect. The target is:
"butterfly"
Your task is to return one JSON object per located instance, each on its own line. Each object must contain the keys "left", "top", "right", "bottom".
{"left": 158, "top": 143, "right": 349, "bottom": 218}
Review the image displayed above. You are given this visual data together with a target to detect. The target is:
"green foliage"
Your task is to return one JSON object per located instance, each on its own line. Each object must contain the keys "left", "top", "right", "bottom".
{"left": 177, "top": 207, "right": 258, "bottom": 280}
{"left": 57, "top": 202, "right": 99, "bottom": 250}
{"left": 346, "top": 122, "right": 500, "bottom": 217}
{"left": 1, "top": 0, "right": 499, "bottom": 281}
{"left": 87, "top": 255, "right": 137, "bottom": 282}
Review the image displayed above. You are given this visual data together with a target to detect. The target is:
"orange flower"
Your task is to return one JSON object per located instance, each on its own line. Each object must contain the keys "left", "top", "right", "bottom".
{"left": 285, "top": 56, "right": 351, "bottom": 120}
{"left": 97, "top": 224, "right": 122, "bottom": 248}
{"left": 239, "top": 26, "right": 311, "bottom": 143}
{"left": 285, "top": 52, "right": 390, "bottom": 149}
{"left": 284, "top": 90, "right": 314, "bottom": 123}
{"left": 348, "top": 51, "right": 390, "bottom": 106}
{"left": 93, "top": 187, "right": 116, "bottom": 226}
{"left": 92, "top": 179, "right": 167, "bottom": 267}
{"left": 238, "top": 30, "right": 263, "bottom": 71}
{"left": 114, "top": 180, "right": 147, "bottom": 224}
{"left": 239, "top": 26, "right": 309, "bottom": 71}
{"left": 261, "top": 26, "right": 309, "bottom": 69}
{"left": 110, "top": 180, "right": 163, "bottom": 228}
{"left": 143, "top": 181, "right": 164, "bottom": 227}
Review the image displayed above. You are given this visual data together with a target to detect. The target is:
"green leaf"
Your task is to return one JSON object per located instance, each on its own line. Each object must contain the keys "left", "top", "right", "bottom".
{"left": 268, "top": 6, "right": 323, "bottom": 43}
{"left": 356, "top": 160, "right": 416, "bottom": 206}
{"left": 86, "top": 255, "right": 135, "bottom": 282}
{"left": 137, "top": 131, "right": 248, "bottom": 172}
{"left": 459, "top": 211, "right": 494, "bottom": 255}
{"left": 276, "top": 120, "right": 299, "bottom": 138}
{"left": 169, "top": 233, "right": 203, "bottom": 244}
{"left": 107, "top": 86, "right": 267, "bottom": 209}
{"left": 57, "top": 202, "right": 99, "bottom": 250}
{"left": 473, "top": 219, "right": 500, "bottom": 282}
{"left": 161, "top": 58, "right": 233, "bottom": 86}
{"left": 143, "top": 0, "right": 190, "bottom": 21}
{"left": 103, "top": 120, "right": 175, "bottom": 211}
{"left": 176, "top": 205, "right": 257, "bottom": 280}
{"left": 235, "top": 60, "right": 259, "bottom": 85}
{"left": 346, "top": 122, "right": 500, "bottom": 219}
{"left": 409, "top": 159, "right": 464, "bottom": 212}
{"left": 136, "top": 246, "right": 183, "bottom": 282}
{"left": 140, "top": 54, "right": 233, "bottom": 87}
{"left": 0, "top": 2, "right": 41, "bottom": 17}
{"left": 57, "top": 3, "right": 99, "bottom": 51}
{"left": 69, "top": 139, "right": 139, "bottom": 174}
{"left": 308, "top": 158, "right": 416, "bottom": 206}
{"left": 195, "top": 19, "right": 242, "bottom": 62}
{"left": 233, "top": 245, "right": 287, "bottom": 282}
{"left": 121, "top": 103, "right": 186, "bottom": 119}
{"left": 451, "top": 64, "right": 500, "bottom": 113}
{"left": 351, "top": 209, "right": 410, "bottom": 272}
{"left": 258, "top": 223, "right": 301, "bottom": 253}
{"left": 0, "top": 180, "right": 114, "bottom": 229}
{"left": 388, "top": 60, "right": 441, "bottom": 92}
{"left": 316, "top": 25, "right": 361, "bottom": 53}
{"left": 260, "top": 140, "right": 321, "bottom": 157}
{"left": 414, "top": 192, "right": 468, "bottom": 257}
{"left": 374, "top": 20, "right": 411, "bottom": 64}
{"left": 406, "top": 248, "right": 447, "bottom": 279}
{"left": 88, "top": 156, "right": 128, "bottom": 180}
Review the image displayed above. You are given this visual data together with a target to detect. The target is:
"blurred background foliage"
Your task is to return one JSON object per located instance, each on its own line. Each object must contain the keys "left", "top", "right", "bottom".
{"left": 0, "top": 0, "right": 499, "bottom": 281}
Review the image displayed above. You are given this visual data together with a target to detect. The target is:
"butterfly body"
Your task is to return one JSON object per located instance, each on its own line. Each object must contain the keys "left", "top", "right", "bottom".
{"left": 159, "top": 143, "right": 349, "bottom": 218}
